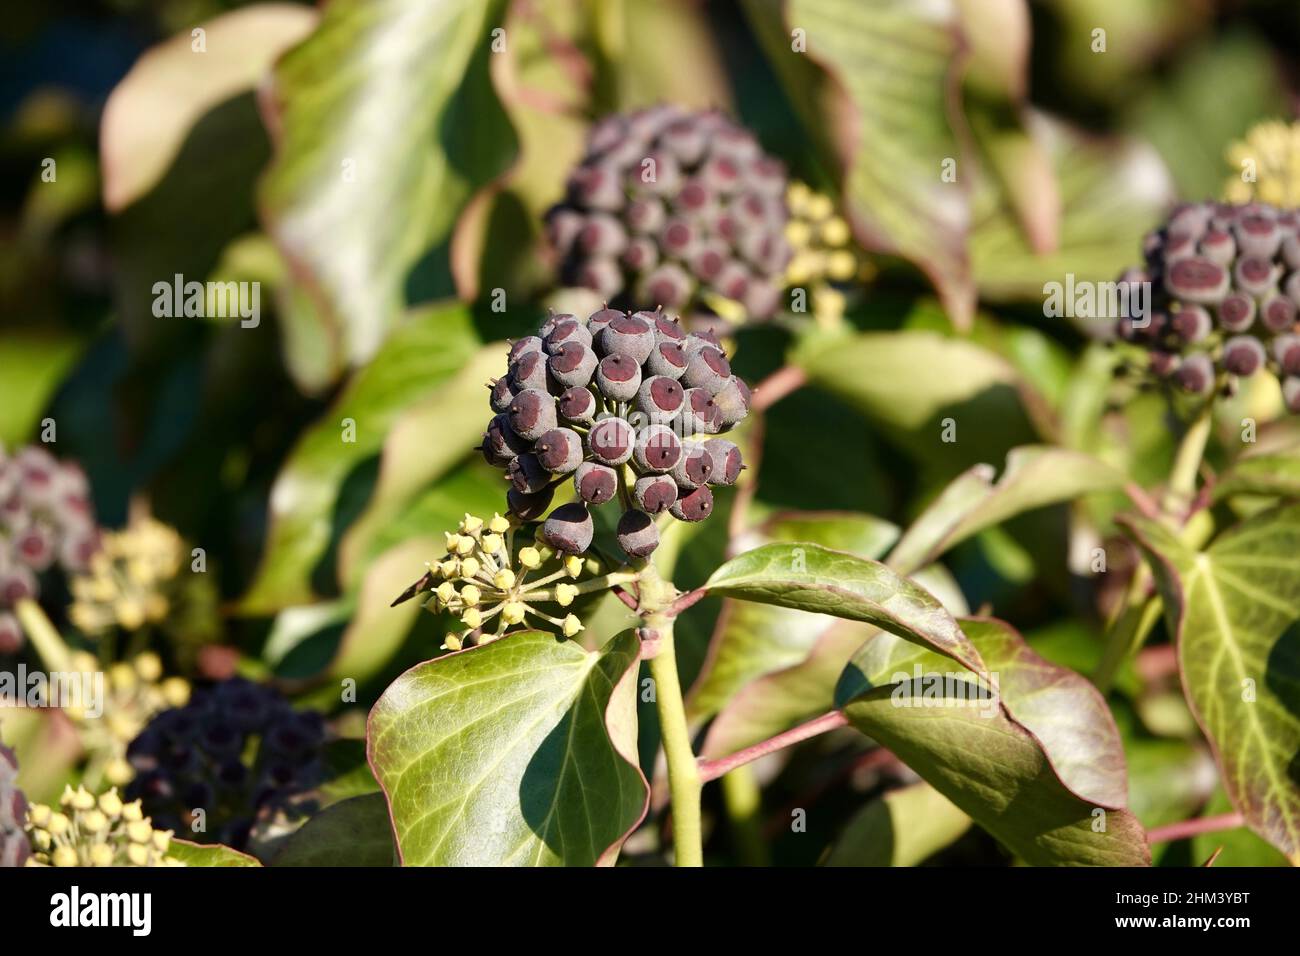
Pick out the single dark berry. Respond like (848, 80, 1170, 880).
(636, 376, 685, 422)
(507, 486, 555, 521)
(672, 444, 714, 489)
(542, 503, 595, 554)
(534, 428, 584, 474)
(483, 414, 528, 466)
(510, 349, 551, 392)
(508, 388, 558, 441)
(645, 341, 689, 379)
(682, 346, 732, 392)
(548, 341, 599, 388)
(508, 336, 544, 364)
(598, 314, 657, 364)
(595, 353, 643, 402)
(1175, 353, 1215, 394)
(1217, 293, 1256, 333)
(633, 475, 678, 514)
(573, 461, 618, 505)
(634, 424, 683, 473)
(558, 386, 598, 424)
(1170, 306, 1212, 344)
(1223, 336, 1266, 376)
(670, 485, 714, 522)
(681, 388, 722, 435)
(616, 510, 660, 558)
(1260, 295, 1297, 334)
(507, 454, 550, 494)
(1164, 257, 1229, 304)
(1273, 334, 1300, 375)
(702, 438, 743, 486)
(490, 377, 518, 413)
(587, 417, 635, 466)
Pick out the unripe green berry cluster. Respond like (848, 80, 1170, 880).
(0, 444, 100, 654)
(547, 106, 792, 320)
(482, 308, 749, 558)
(1114, 200, 1300, 409)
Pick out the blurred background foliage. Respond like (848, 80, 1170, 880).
(3, 0, 1300, 865)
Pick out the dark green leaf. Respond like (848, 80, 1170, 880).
(705, 541, 985, 673)
(272, 794, 395, 867)
(368, 630, 648, 866)
(837, 618, 1149, 866)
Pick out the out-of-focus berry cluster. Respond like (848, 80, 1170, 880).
(547, 106, 792, 321)
(26, 784, 181, 867)
(0, 737, 29, 866)
(1113, 200, 1300, 410)
(65, 650, 190, 787)
(396, 513, 595, 650)
(68, 513, 219, 668)
(482, 308, 748, 558)
(125, 678, 324, 851)
(0, 445, 99, 653)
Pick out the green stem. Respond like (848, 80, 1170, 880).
(1162, 404, 1213, 517)
(637, 560, 703, 867)
(720, 765, 769, 867)
(1096, 404, 1213, 690)
(15, 598, 70, 672)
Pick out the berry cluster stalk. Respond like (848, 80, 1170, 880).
(636, 559, 703, 867)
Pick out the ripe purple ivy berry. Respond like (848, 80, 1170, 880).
(479, 307, 750, 556)
(1112, 201, 1300, 404)
(547, 106, 792, 321)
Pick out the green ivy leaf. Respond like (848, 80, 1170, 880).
(1124, 509, 1300, 864)
(689, 511, 897, 720)
(337, 342, 509, 587)
(272, 794, 395, 866)
(259, 0, 515, 375)
(969, 113, 1173, 316)
(168, 839, 261, 867)
(0, 333, 87, 447)
(887, 445, 1126, 574)
(368, 630, 648, 866)
(793, 330, 1042, 471)
(1213, 452, 1300, 503)
(823, 781, 971, 867)
(750, 0, 974, 327)
(238, 302, 480, 614)
(836, 618, 1149, 866)
(704, 542, 985, 674)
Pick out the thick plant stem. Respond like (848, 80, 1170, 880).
(637, 559, 703, 867)
(1162, 405, 1213, 517)
(1097, 405, 1214, 690)
(646, 615, 703, 866)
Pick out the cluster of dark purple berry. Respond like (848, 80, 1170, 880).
(482, 308, 748, 558)
(125, 678, 325, 851)
(0, 445, 99, 653)
(547, 105, 792, 321)
(1114, 200, 1300, 409)
(0, 738, 30, 867)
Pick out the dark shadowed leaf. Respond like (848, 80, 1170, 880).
(272, 794, 395, 867)
(823, 781, 971, 866)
